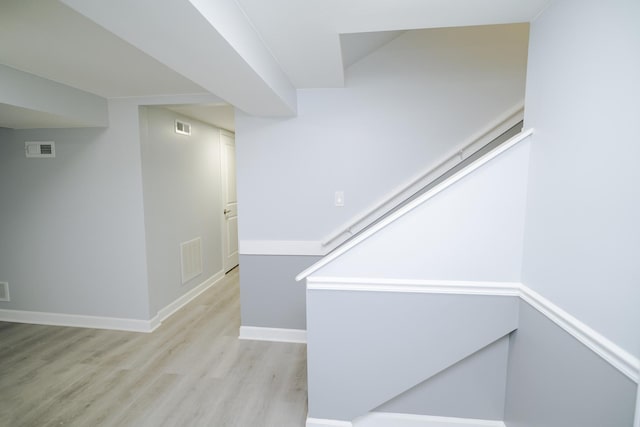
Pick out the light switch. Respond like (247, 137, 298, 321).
(335, 191, 344, 207)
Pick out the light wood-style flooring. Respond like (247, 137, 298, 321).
(0, 269, 308, 426)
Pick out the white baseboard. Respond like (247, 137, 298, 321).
(307, 413, 505, 427)
(150, 270, 225, 329)
(0, 270, 226, 333)
(0, 308, 155, 332)
(353, 412, 505, 427)
(239, 326, 307, 343)
(306, 417, 352, 427)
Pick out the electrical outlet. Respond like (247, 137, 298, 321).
(335, 191, 344, 207)
(0, 282, 9, 301)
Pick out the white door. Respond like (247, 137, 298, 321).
(221, 132, 239, 272)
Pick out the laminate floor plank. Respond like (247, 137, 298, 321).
(0, 269, 308, 426)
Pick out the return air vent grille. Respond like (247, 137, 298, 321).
(175, 120, 191, 136)
(25, 141, 55, 158)
(0, 282, 9, 302)
(180, 238, 202, 284)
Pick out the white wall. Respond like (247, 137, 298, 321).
(316, 139, 531, 281)
(521, 0, 640, 358)
(139, 106, 224, 314)
(0, 100, 150, 319)
(236, 23, 529, 243)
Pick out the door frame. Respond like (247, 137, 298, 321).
(219, 129, 239, 273)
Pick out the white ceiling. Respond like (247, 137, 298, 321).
(237, 0, 550, 87)
(0, 0, 550, 129)
(340, 30, 406, 69)
(0, 0, 206, 98)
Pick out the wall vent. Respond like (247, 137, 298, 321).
(180, 238, 202, 284)
(25, 141, 55, 158)
(0, 282, 9, 302)
(175, 120, 191, 136)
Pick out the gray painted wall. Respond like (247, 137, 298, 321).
(0, 127, 11, 141)
(139, 106, 224, 315)
(239, 254, 319, 329)
(377, 335, 510, 420)
(306, 291, 518, 421)
(521, 0, 640, 357)
(504, 301, 637, 426)
(0, 100, 150, 319)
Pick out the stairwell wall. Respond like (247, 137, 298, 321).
(520, 0, 640, 360)
(304, 133, 531, 422)
(235, 23, 530, 331)
(506, 0, 640, 424)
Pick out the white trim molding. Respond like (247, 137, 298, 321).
(150, 270, 226, 330)
(306, 417, 352, 427)
(297, 129, 535, 281)
(0, 270, 226, 334)
(240, 240, 326, 256)
(353, 412, 506, 427)
(239, 326, 307, 343)
(307, 413, 506, 427)
(307, 277, 521, 297)
(519, 285, 640, 383)
(306, 276, 640, 383)
(0, 308, 155, 333)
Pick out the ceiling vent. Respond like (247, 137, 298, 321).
(175, 120, 191, 136)
(25, 141, 55, 158)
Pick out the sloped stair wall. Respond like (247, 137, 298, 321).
(376, 335, 510, 420)
(306, 291, 518, 421)
(304, 135, 533, 423)
(303, 128, 638, 426)
(312, 136, 531, 281)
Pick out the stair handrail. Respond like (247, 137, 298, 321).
(299, 127, 534, 281)
(320, 102, 525, 248)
